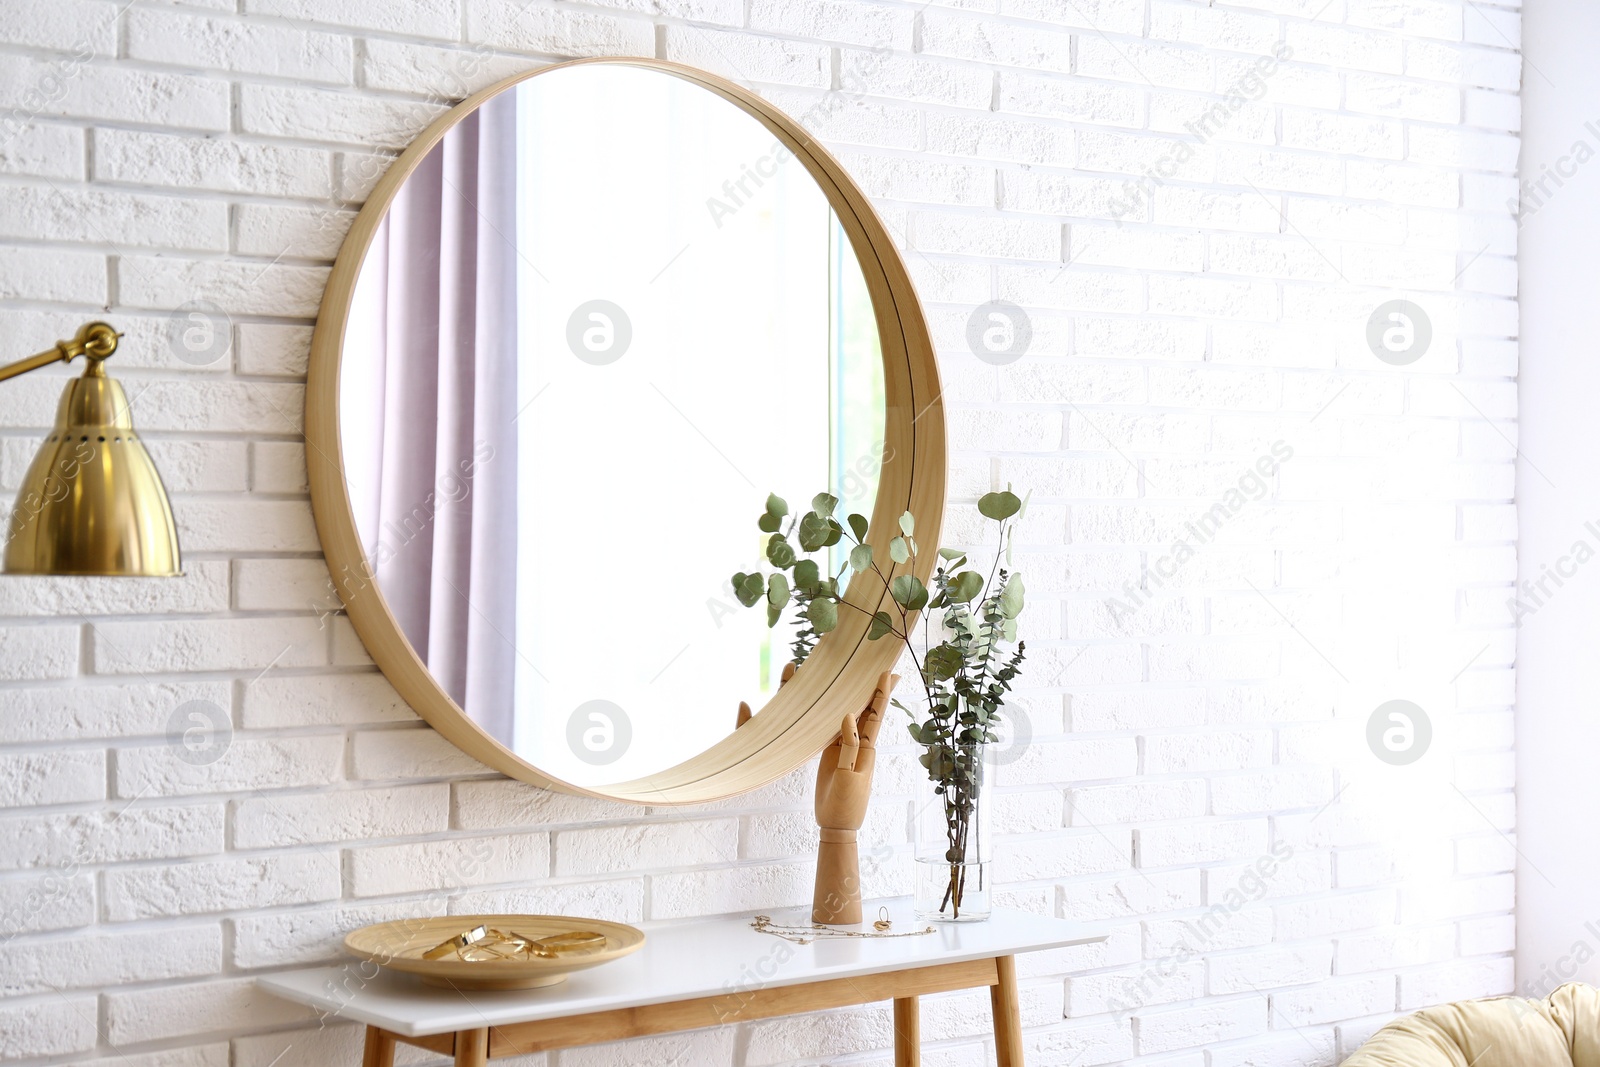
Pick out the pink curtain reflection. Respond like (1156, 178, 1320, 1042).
(343, 94, 519, 741)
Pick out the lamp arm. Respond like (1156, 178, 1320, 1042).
(0, 347, 72, 384)
(0, 322, 121, 384)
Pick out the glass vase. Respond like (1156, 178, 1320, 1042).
(913, 741, 994, 922)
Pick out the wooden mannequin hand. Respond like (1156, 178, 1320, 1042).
(810, 670, 897, 924)
(814, 671, 897, 833)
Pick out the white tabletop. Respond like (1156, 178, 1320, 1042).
(256, 900, 1105, 1037)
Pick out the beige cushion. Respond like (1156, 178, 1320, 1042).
(1343, 984, 1600, 1067)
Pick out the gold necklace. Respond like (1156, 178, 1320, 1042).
(750, 912, 934, 945)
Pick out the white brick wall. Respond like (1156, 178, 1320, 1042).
(0, 0, 1519, 1064)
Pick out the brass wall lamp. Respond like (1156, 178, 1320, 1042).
(0, 322, 182, 576)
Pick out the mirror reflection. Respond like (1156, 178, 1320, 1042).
(339, 64, 886, 787)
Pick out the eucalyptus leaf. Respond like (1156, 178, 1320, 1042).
(925, 643, 964, 681)
(758, 512, 781, 533)
(766, 493, 788, 518)
(793, 559, 820, 593)
(766, 572, 790, 611)
(898, 511, 915, 536)
(822, 518, 844, 548)
(950, 570, 984, 603)
(999, 574, 1025, 618)
(766, 536, 796, 568)
(868, 610, 896, 640)
(848, 514, 869, 542)
(806, 598, 838, 633)
(978, 490, 1022, 521)
(938, 547, 965, 561)
(889, 537, 910, 564)
(766, 600, 782, 627)
(797, 511, 830, 552)
(849, 544, 873, 573)
(812, 492, 839, 517)
(732, 572, 764, 607)
(890, 574, 928, 611)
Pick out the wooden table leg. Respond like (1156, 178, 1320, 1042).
(455, 1027, 489, 1067)
(990, 955, 1024, 1067)
(361, 1026, 395, 1067)
(893, 995, 920, 1067)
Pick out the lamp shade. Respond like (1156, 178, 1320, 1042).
(3, 364, 182, 576)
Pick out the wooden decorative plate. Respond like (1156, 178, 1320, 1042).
(344, 914, 646, 991)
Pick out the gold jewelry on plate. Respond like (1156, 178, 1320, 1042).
(423, 926, 612, 964)
(345, 914, 645, 991)
(424, 924, 488, 960)
(517, 930, 609, 958)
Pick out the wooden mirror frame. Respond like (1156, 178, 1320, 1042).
(305, 56, 946, 804)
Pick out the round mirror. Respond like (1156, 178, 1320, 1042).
(307, 58, 944, 802)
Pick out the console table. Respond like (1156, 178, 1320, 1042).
(257, 901, 1104, 1067)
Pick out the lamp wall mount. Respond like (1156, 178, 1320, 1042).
(0, 321, 122, 383)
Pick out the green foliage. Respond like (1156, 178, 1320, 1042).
(766, 572, 789, 612)
(728, 485, 1031, 809)
(977, 490, 1021, 520)
(890, 573, 928, 611)
(924, 643, 964, 681)
(766, 536, 795, 568)
(730, 482, 1029, 917)
(759, 493, 788, 533)
(999, 574, 1025, 619)
(948, 570, 984, 604)
(732, 572, 764, 607)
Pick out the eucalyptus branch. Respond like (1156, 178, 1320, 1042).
(728, 489, 1030, 860)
